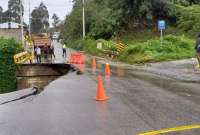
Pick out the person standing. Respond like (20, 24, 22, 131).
(36, 46, 41, 63)
(62, 43, 67, 57)
(34, 45, 37, 58)
(43, 43, 49, 61)
(195, 33, 200, 68)
(50, 44, 56, 60)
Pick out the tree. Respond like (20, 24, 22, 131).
(2, 10, 12, 23)
(31, 2, 49, 33)
(52, 13, 60, 28)
(186, 0, 200, 5)
(171, 0, 200, 5)
(0, 6, 2, 13)
(62, 0, 177, 40)
(7, 0, 24, 23)
(0, 6, 3, 23)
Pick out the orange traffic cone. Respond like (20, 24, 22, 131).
(94, 75, 109, 101)
(105, 63, 111, 76)
(92, 56, 97, 73)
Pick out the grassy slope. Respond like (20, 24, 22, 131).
(66, 4, 200, 64)
(67, 33, 195, 64)
(119, 35, 195, 63)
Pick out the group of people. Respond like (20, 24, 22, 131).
(34, 42, 68, 63)
(34, 44, 55, 63)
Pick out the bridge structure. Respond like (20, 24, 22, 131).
(15, 41, 77, 90)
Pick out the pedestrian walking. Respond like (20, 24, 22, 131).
(34, 45, 37, 58)
(50, 44, 56, 60)
(36, 46, 41, 63)
(62, 43, 67, 57)
(195, 33, 200, 67)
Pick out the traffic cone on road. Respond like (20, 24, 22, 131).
(105, 63, 111, 76)
(94, 75, 109, 101)
(92, 56, 97, 73)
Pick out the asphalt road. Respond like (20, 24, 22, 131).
(0, 42, 200, 135)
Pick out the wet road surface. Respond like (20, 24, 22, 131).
(1, 44, 200, 135)
(1, 65, 200, 135)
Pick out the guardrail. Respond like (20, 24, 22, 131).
(102, 50, 118, 58)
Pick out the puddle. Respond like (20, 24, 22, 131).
(86, 57, 200, 104)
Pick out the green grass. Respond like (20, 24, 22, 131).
(119, 35, 195, 63)
(66, 35, 195, 64)
(63, 4, 200, 64)
(120, 29, 160, 44)
(66, 38, 117, 55)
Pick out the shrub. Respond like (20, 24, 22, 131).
(67, 38, 117, 56)
(176, 5, 200, 36)
(66, 35, 195, 64)
(119, 35, 195, 63)
(0, 38, 22, 93)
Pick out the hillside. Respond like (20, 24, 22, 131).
(61, 0, 200, 63)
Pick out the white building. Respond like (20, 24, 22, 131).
(0, 22, 22, 42)
(0, 22, 20, 29)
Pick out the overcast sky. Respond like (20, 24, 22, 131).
(0, 0, 73, 25)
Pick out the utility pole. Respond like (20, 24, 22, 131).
(20, 0, 24, 46)
(160, 29, 163, 46)
(28, 0, 31, 37)
(82, 0, 86, 39)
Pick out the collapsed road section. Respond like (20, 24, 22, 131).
(16, 63, 75, 90)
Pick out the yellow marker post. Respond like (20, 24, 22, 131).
(138, 125, 200, 135)
(117, 42, 126, 53)
(196, 64, 200, 68)
(195, 58, 200, 68)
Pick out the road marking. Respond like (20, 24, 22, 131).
(138, 125, 200, 135)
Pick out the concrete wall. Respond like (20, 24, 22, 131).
(0, 29, 21, 42)
(16, 64, 72, 90)
(16, 64, 72, 77)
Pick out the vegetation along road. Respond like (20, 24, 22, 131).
(1, 0, 200, 135)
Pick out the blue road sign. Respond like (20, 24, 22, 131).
(158, 20, 166, 30)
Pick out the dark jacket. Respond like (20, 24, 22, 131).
(43, 46, 49, 54)
(196, 38, 200, 50)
